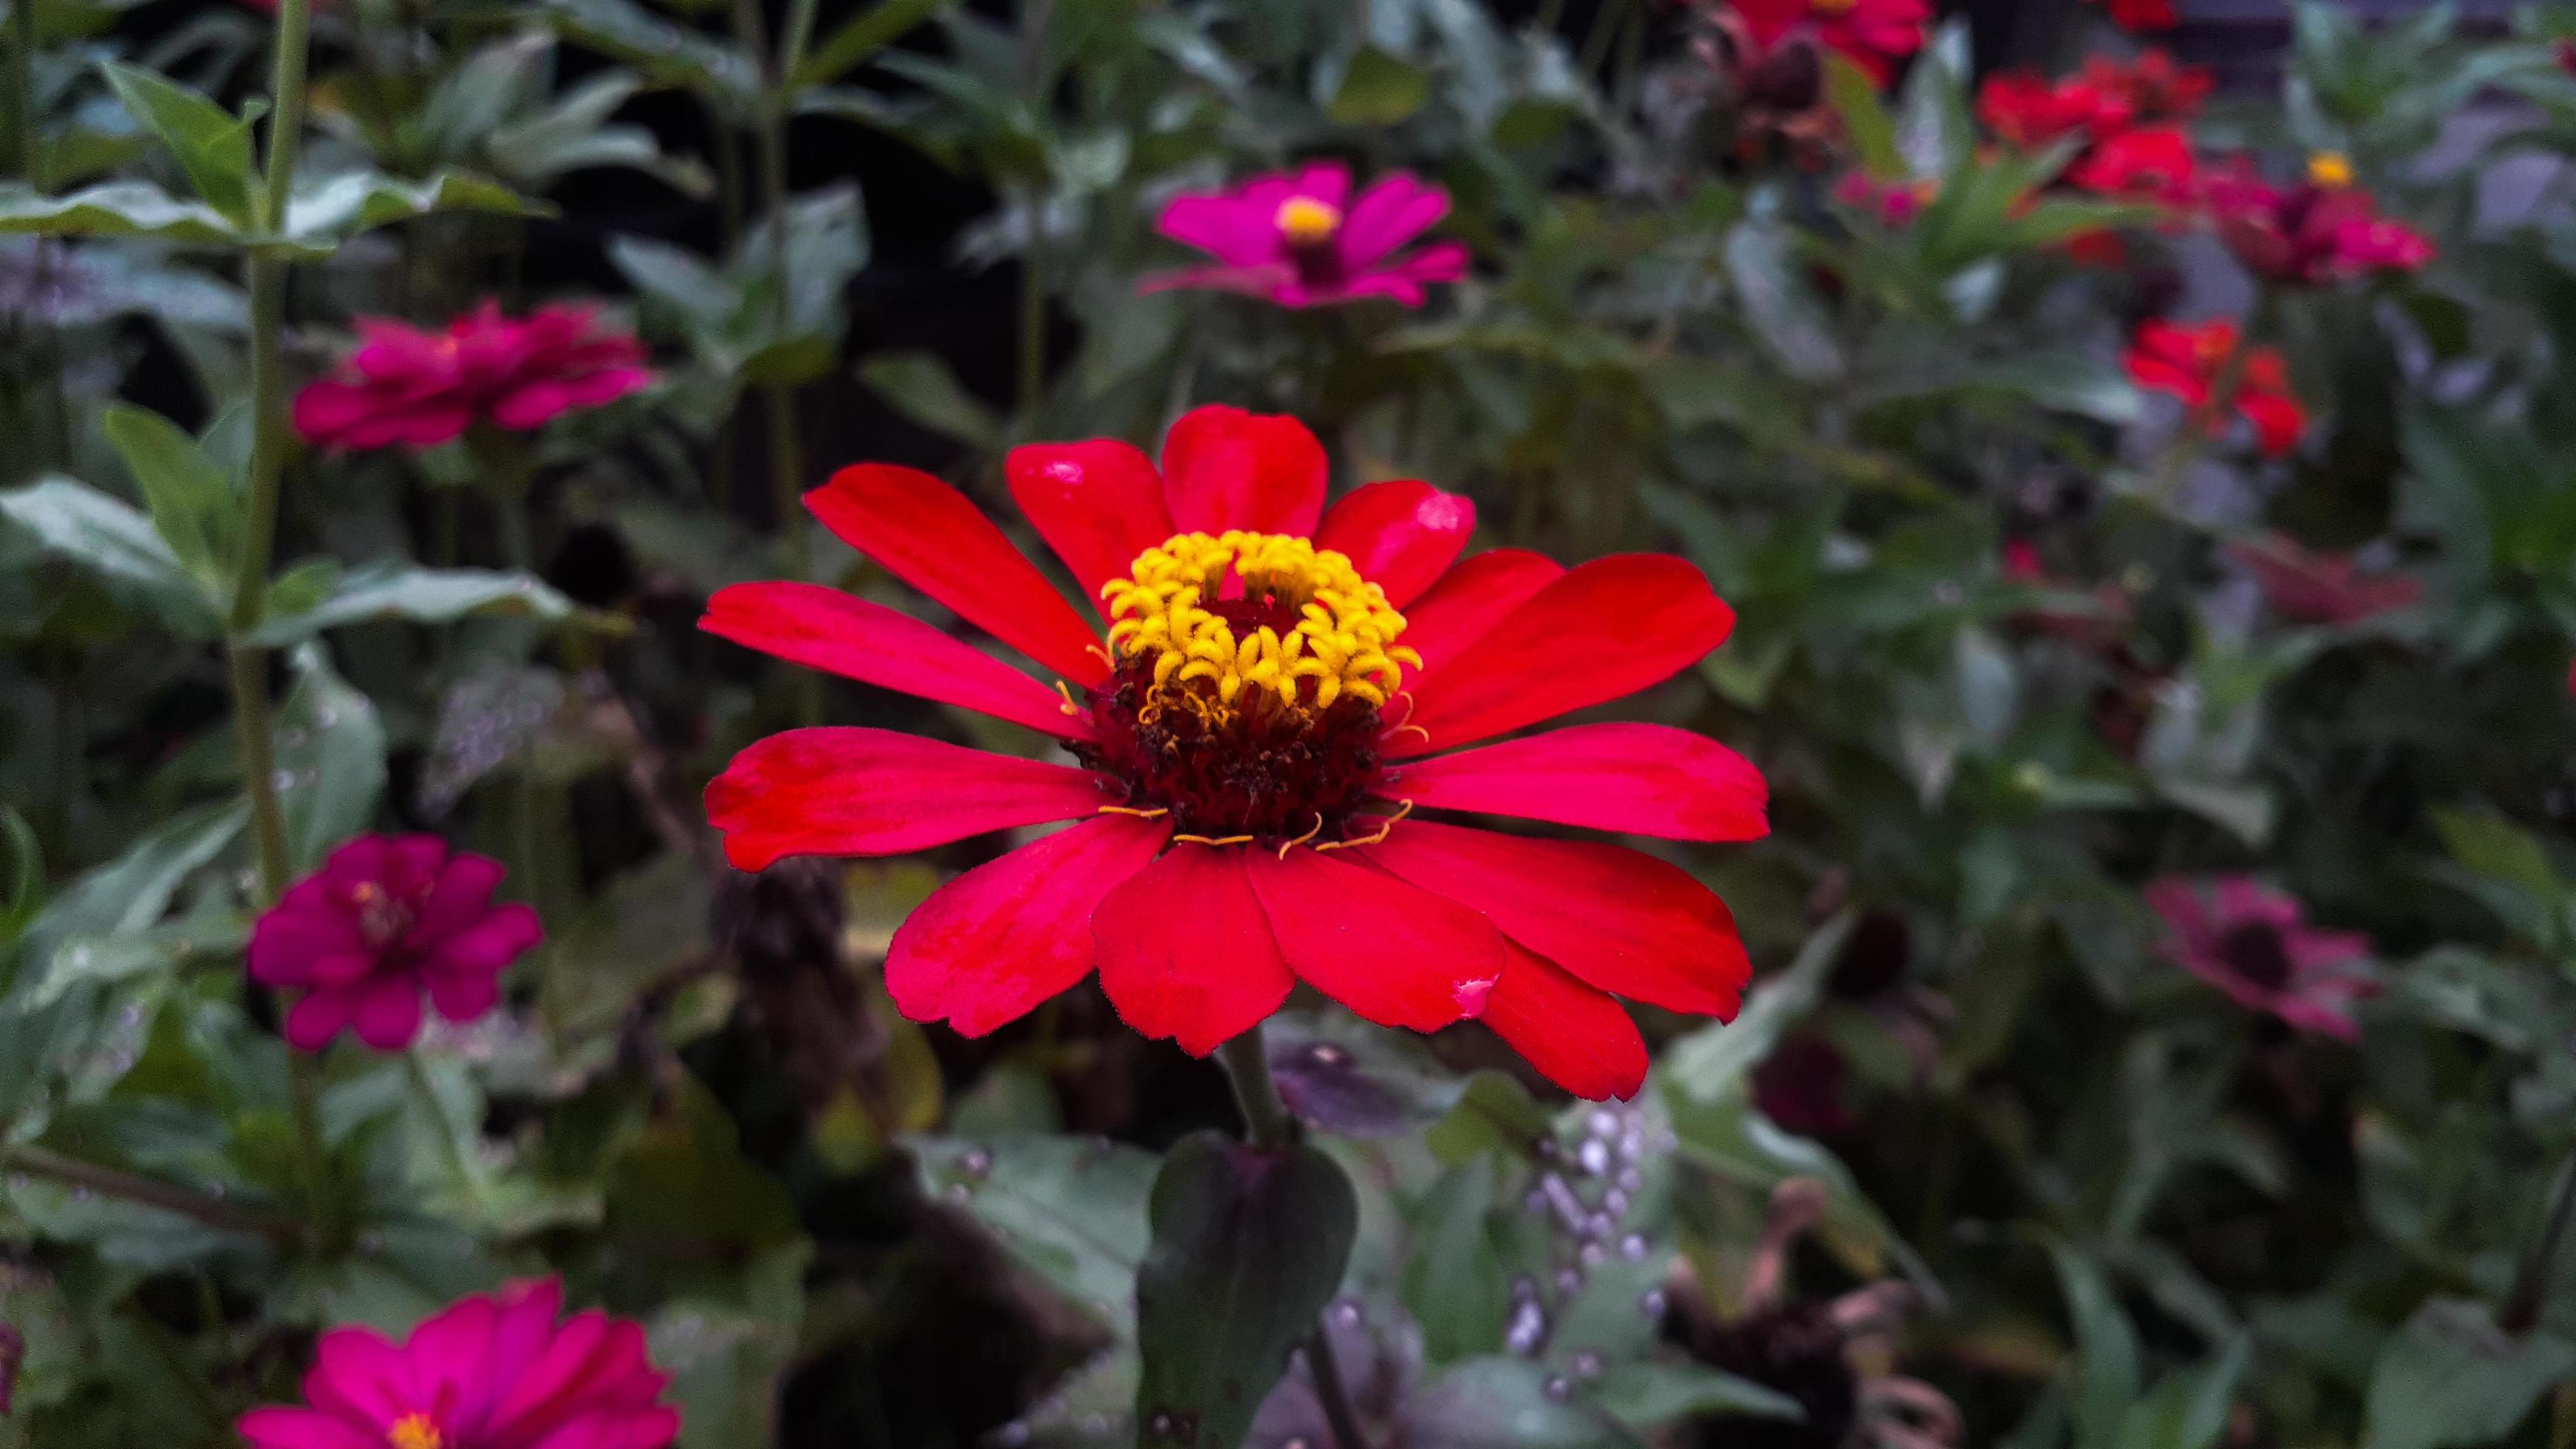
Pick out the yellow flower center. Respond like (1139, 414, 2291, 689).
(1274, 196, 1343, 248)
(1102, 532, 1418, 719)
(387, 1415, 445, 1449)
(2306, 151, 2353, 189)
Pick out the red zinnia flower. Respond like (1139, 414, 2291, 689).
(2205, 154, 2436, 285)
(248, 835, 543, 1053)
(293, 301, 654, 452)
(2145, 877, 2377, 1040)
(2089, 0, 2176, 31)
(239, 1278, 679, 1449)
(2225, 533, 2421, 625)
(2068, 126, 2199, 206)
(2123, 318, 2308, 457)
(1976, 70, 2133, 149)
(2076, 49, 2212, 125)
(1145, 163, 1470, 310)
(699, 406, 1767, 1101)
(1721, 0, 1930, 86)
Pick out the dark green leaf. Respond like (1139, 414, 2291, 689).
(100, 404, 238, 590)
(1136, 1132, 1358, 1449)
(246, 560, 603, 645)
(0, 475, 223, 634)
(794, 0, 954, 88)
(274, 642, 387, 872)
(857, 351, 1002, 449)
(0, 181, 241, 247)
(1426, 1070, 1550, 1164)
(1825, 53, 1901, 177)
(1330, 45, 1431, 127)
(1403, 1156, 1508, 1363)
(1397, 1357, 1628, 1449)
(2363, 1300, 2576, 1449)
(912, 1133, 1157, 1328)
(99, 61, 257, 220)
(1590, 1360, 1803, 1428)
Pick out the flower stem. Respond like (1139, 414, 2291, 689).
(1212, 1028, 1370, 1449)
(1, 1144, 309, 1246)
(2501, 1151, 2576, 1336)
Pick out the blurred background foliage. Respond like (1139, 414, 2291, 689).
(4, 0, 2576, 1442)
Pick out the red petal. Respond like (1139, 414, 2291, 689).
(1390, 554, 1734, 759)
(1358, 820, 1749, 1018)
(1159, 405, 1327, 537)
(703, 727, 1106, 871)
(804, 463, 1108, 685)
(1394, 549, 1564, 676)
(1313, 480, 1475, 608)
(1005, 439, 1176, 617)
(1094, 844, 1295, 1055)
(1479, 943, 1648, 1101)
(1246, 846, 1503, 1032)
(702, 582, 1091, 741)
(886, 814, 1172, 1037)
(1389, 723, 1768, 842)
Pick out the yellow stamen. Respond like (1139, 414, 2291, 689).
(1173, 832, 1258, 846)
(1314, 799, 1414, 852)
(1097, 804, 1171, 818)
(1275, 196, 1343, 248)
(387, 1415, 445, 1449)
(2306, 151, 2353, 189)
(1102, 532, 1420, 724)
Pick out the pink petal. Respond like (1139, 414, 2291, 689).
(1246, 846, 1503, 1032)
(248, 907, 365, 987)
(1312, 480, 1475, 608)
(1159, 405, 1328, 537)
(1478, 943, 1648, 1101)
(420, 903, 542, 978)
(886, 813, 1173, 1037)
(1394, 549, 1564, 676)
(1335, 173, 1451, 268)
(305, 1326, 413, 1422)
(1094, 844, 1297, 1056)
(1156, 194, 1289, 267)
(804, 464, 1109, 687)
(352, 977, 427, 1051)
(1005, 440, 1178, 617)
(702, 583, 1093, 741)
(285, 988, 365, 1052)
(1389, 554, 1735, 759)
(702, 727, 1108, 872)
(1358, 820, 1749, 1019)
(1388, 723, 1769, 842)
(237, 1408, 384, 1449)
(413, 852, 507, 943)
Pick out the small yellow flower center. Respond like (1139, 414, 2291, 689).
(1274, 196, 1343, 248)
(387, 1414, 445, 1449)
(1102, 532, 1419, 719)
(2306, 151, 2353, 189)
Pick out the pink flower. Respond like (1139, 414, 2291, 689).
(294, 302, 654, 452)
(238, 1279, 679, 1449)
(2092, 0, 2176, 30)
(2225, 533, 2421, 625)
(248, 835, 542, 1053)
(2146, 876, 2377, 1040)
(1833, 172, 1937, 226)
(2205, 155, 2436, 285)
(1145, 163, 1470, 308)
(1723, 0, 1930, 86)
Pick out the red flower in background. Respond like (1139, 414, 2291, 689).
(1977, 70, 2133, 149)
(699, 406, 1768, 1101)
(2124, 318, 2308, 456)
(2091, 0, 2177, 31)
(2077, 49, 2212, 124)
(239, 1279, 679, 1449)
(2146, 877, 2378, 1040)
(2226, 534, 2421, 625)
(1834, 172, 1937, 226)
(1721, 0, 1930, 86)
(2068, 126, 2199, 206)
(293, 302, 653, 452)
(248, 835, 542, 1052)
(1146, 163, 1470, 309)
(2206, 154, 2436, 285)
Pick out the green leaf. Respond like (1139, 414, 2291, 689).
(1825, 53, 1901, 178)
(100, 404, 239, 591)
(0, 807, 40, 957)
(651, 1243, 813, 1449)
(1403, 1156, 1508, 1363)
(1893, 16, 1975, 180)
(604, 1073, 803, 1249)
(1136, 1132, 1358, 1449)
(0, 181, 243, 247)
(99, 62, 257, 220)
(793, 0, 953, 88)
(1725, 217, 1843, 383)
(1663, 912, 1855, 1103)
(609, 234, 740, 333)
(1398, 1357, 1629, 1448)
(1590, 1361, 1804, 1428)
(2113, 1333, 2248, 1449)
(0, 475, 223, 635)
(2050, 1245, 2142, 1449)
(245, 559, 601, 645)
(856, 350, 1000, 450)
(280, 169, 542, 249)
(11, 799, 245, 1000)
(1330, 45, 1431, 126)
(274, 642, 387, 872)
(911, 1133, 1157, 1330)
(1426, 1069, 1550, 1163)
(2362, 1300, 2576, 1449)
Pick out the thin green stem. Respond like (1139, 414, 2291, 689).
(1304, 1320, 1372, 1449)
(2501, 1151, 2576, 1335)
(1, 1144, 308, 1245)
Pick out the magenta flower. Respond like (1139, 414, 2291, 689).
(238, 1278, 679, 1449)
(2145, 876, 2377, 1040)
(2226, 533, 2421, 625)
(1145, 162, 1471, 308)
(294, 301, 654, 452)
(248, 835, 542, 1053)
